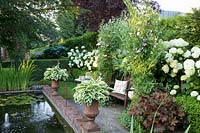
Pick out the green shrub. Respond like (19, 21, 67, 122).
(158, 17, 180, 41)
(31, 46, 69, 59)
(31, 59, 69, 81)
(118, 111, 131, 129)
(176, 95, 200, 132)
(70, 68, 86, 79)
(97, 16, 131, 83)
(59, 32, 98, 50)
(159, 9, 200, 47)
(2, 61, 12, 68)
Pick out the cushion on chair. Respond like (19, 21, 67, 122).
(128, 88, 134, 99)
(113, 79, 128, 95)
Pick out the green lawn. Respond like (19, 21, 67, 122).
(36, 79, 77, 99)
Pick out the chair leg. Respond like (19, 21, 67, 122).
(124, 90, 129, 108)
(124, 99, 128, 108)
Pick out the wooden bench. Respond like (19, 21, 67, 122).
(109, 80, 133, 108)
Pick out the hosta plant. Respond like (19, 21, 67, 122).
(73, 77, 110, 106)
(44, 64, 68, 81)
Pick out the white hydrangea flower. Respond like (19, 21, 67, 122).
(162, 64, 169, 73)
(96, 42, 102, 46)
(173, 68, 178, 73)
(166, 38, 189, 48)
(191, 91, 199, 97)
(170, 72, 176, 77)
(197, 95, 200, 101)
(81, 46, 85, 49)
(169, 47, 177, 54)
(163, 41, 171, 49)
(191, 46, 200, 52)
(196, 60, 200, 69)
(185, 69, 195, 77)
(174, 38, 189, 47)
(80, 62, 83, 67)
(170, 60, 178, 68)
(165, 53, 173, 59)
(183, 59, 195, 70)
(177, 63, 183, 70)
(183, 50, 191, 58)
(170, 90, 177, 95)
(173, 85, 179, 89)
(191, 52, 200, 59)
(177, 48, 184, 54)
(180, 75, 187, 81)
(191, 49, 200, 58)
(67, 52, 72, 56)
(75, 46, 78, 49)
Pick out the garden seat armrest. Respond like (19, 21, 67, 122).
(125, 88, 133, 92)
(108, 87, 114, 91)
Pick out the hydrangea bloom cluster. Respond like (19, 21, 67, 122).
(162, 38, 200, 95)
(67, 46, 98, 70)
(190, 91, 200, 101)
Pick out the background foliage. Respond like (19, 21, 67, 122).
(58, 32, 97, 50)
(159, 8, 200, 47)
(176, 95, 200, 132)
(97, 16, 131, 83)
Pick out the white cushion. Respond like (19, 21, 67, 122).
(128, 88, 134, 99)
(113, 80, 128, 95)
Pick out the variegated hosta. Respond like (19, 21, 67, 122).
(73, 77, 110, 106)
(44, 64, 68, 81)
(162, 38, 200, 99)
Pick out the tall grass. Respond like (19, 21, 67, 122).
(0, 60, 35, 91)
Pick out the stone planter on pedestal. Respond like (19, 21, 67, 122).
(51, 80, 59, 90)
(82, 101, 100, 132)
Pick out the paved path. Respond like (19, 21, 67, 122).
(68, 100, 129, 133)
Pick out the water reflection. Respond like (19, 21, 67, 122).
(0, 95, 66, 133)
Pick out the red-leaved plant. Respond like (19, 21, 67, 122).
(129, 92, 187, 131)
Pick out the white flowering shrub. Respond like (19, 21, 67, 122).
(67, 46, 98, 70)
(162, 38, 200, 99)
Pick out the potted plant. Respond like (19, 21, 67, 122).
(73, 77, 110, 130)
(44, 63, 68, 90)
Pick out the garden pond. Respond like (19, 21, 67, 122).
(0, 94, 73, 133)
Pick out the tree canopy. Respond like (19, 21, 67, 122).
(0, 0, 72, 60)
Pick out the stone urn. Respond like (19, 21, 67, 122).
(83, 101, 100, 131)
(51, 80, 59, 90)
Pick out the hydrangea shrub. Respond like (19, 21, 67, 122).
(67, 46, 98, 70)
(161, 38, 200, 100)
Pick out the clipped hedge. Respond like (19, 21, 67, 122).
(59, 32, 98, 50)
(31, 59, 70, 81)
